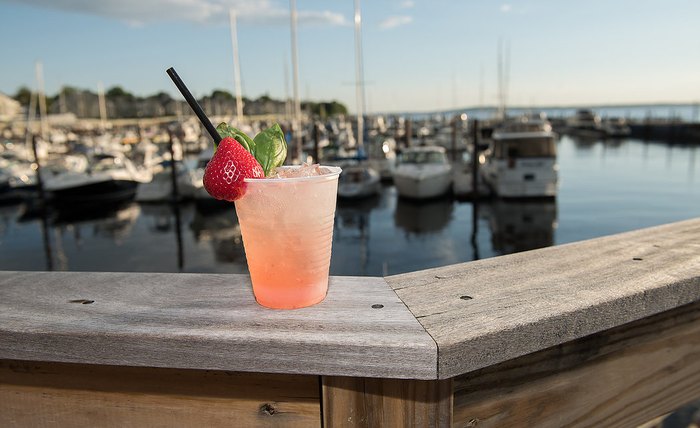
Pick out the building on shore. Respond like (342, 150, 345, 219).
(0, 92, 21, 122)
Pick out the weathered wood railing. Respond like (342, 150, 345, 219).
(1, 218, 699, 427)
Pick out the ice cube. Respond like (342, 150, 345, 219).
(272, 163, 331, 178)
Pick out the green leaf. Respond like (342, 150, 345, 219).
(253, 123, 288, 176)
(215, 122, 256, 155)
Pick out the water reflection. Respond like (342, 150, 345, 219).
(479, 199, 557, 254)
(569, 134, 601, 149)
(189, 204, 245, 263)
(141, 203, 177, 233)
(140, 203, 185, 270)
(52, 202, 140, 242)
(334, 195, 381, 275)
(0, 205, 17, 239)
(394, 196, 453, 235)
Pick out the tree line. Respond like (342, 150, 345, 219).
(11, 86, 348, 119)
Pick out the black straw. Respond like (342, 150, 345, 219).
(166, 67, 221, 144)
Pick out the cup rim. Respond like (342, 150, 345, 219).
(244, 165, 342, 183)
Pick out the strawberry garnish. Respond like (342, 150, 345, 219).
(203, 137, 264, 201)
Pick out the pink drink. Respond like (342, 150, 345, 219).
(234, 166, 341, 309)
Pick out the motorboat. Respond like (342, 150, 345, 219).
(44, 152, 151, 205)
(566, 109, 605, 138)
(393, 146, 452, 199)
(481, 115, 558, 198)
(337, 164, 381, 199)
(602, 117, 631, 138)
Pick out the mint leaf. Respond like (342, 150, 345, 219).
(253, 124, 287, 176)
(216, 122, 256, 155)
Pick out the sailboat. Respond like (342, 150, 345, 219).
(336, 0, 381, 199)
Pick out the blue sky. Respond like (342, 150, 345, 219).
(1, 0, 699, 113)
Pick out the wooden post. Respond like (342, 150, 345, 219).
(405, 119, 412, 148)
(168, 131, 180, 202)
(31, 134, 53, 271)
(471, 119, 480, 198)
(321, 376, 453, 427)
(31, 134, 45, 202)
(313, 121, 320, 164)
(451, 116, 457, 162)
(168, 131, 184, 270)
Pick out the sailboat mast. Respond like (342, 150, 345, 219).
(289, 0, 302, 162)
(35, 61, 49, 141)
(97, 81, 108, 131)
(283, 56, 291, 122)
(353, 0, 365, 149)
(229, 8, 244, 126)
(25, 90, 37, 149)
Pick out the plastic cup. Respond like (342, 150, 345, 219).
(234, 166, 342, 309)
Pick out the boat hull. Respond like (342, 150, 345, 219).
(49, 180, 139, 205)
(393, 171, 452, 199)
(482, 158, 557, 199)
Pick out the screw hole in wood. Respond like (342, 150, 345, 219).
(371, 304, 384, 309)
(260, 403, 277, 416)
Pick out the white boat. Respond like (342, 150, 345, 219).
(602, 117, 631, 138)
(44, 152, 152, 205)
(393, 146, 452, 199)
(566, 109, 605, 138)
(135, 160, 197, 202)
(481, 115, 558, 198)
(337, 164, 381, 199)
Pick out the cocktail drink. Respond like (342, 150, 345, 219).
(234, 165, 341, 309)
(164, 80, 337, 309)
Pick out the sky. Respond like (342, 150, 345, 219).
(1, 0, 699, 114)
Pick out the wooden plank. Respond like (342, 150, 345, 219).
(385, 218, 700, 378)
(451, 299, 700, 428)
(321, 376, 452, 427)
(0, 360, 319, 427)
(0, 273, 436, 379)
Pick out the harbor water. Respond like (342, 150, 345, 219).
(0, 135, 699, 276)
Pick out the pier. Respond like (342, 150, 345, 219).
(1, 218, 699, 427)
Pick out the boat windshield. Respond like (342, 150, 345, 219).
(494, 138, 556, 159)
(400, 151, 446, 164)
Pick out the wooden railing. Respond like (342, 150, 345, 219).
(1, 218, 699, 427)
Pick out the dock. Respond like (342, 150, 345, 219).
(1, 218, 699, 426)
(629, 120, 700, 143)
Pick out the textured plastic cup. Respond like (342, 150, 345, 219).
(234, 166, 342, 309)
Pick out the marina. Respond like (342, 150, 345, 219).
(2, 0, 699, 425)
(1, 119, 698, 276)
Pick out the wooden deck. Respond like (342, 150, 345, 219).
(1, 218, 699, 427)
